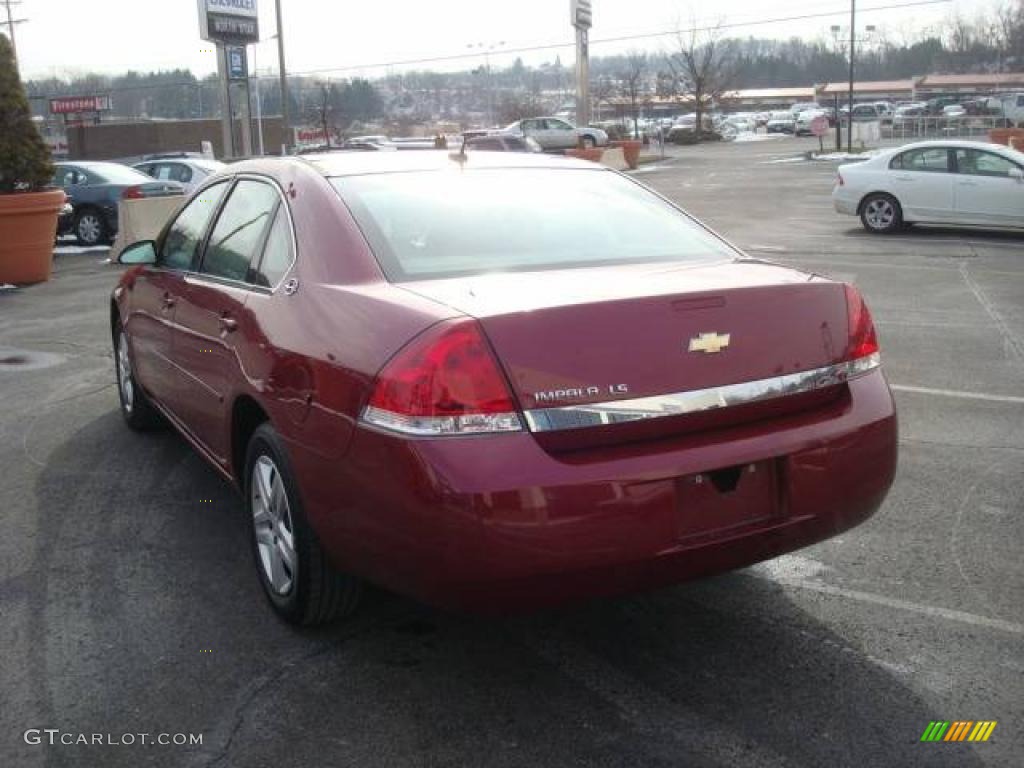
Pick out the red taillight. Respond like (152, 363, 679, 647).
(844, 284, 879, 361)
(363, 320, 522, 435)
(122, 186, 145, 200)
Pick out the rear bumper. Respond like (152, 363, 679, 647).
(299, 370, 897, 611)
(833, 192, 858, 216)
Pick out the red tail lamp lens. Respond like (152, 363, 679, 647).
(364, 320, 521, 435)
(844, 284, 879, 360)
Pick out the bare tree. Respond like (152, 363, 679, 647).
(310, 81, 335, 148)
(617, 51, 648, 139)
(590, 75, 616, 122)
(665, 17, 739, 141)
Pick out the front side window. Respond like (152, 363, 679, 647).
(160, 182, 228, 271)
(891, 148, 949, 172)
(332, 168, 737, 282)
(201, 180, 279, 283)
(954, 149, 1019, 178)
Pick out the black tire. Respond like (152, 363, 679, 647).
(113, 323, 163, 430)
(859, 193, 903, 234)
(245, 422, 360, 626)
(75, 208, 108, 246)
(580, 135, 596, 149)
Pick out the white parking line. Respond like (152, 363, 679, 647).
(890, 384, 1024, 404)
(766, 578, 1024, 635)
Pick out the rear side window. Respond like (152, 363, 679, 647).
(332, 168, 736, 281)
(252, 206, 294, 288)
(890, 148, 949, 172)
(160, 182, 228, 271)
(201, 180, 279, 283)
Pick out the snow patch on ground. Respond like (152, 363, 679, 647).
(811, 150, 880, 161)
(731, 131, 783, 143)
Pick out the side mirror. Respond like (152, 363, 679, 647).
(1009, 167, 1024, 182)
(118, 240, 157, 265)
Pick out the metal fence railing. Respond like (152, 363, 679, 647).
(882, 116, 1012, 141)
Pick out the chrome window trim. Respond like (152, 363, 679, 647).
(522, 353, 881, 433)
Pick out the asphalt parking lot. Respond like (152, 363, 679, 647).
(1, 138, 1022, 767)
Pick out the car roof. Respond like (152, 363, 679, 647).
(55, 160, 127, 169)
(884, 139, 1015, 152)
(289, 149, 602, 177)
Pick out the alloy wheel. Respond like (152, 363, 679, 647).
(864, 199, 895, 230)
(251, 455, 298, 596)
(78, 213, 102, 245)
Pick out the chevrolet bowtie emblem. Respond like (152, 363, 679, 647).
(688, 332, 731, 354)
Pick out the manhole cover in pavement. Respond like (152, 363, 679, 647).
(0, 347, 67, 372)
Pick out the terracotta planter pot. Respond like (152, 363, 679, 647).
(564, 147, 604, 163)
(0, 188, 65, 285)
(988, 128, 1024, 146)
(611, 140, 643, 169)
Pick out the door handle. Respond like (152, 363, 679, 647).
(894, 175, 913, 181)
(219, 314, 238, 333)
(161, 293, 176, 309)
(957, 180, 977, 186)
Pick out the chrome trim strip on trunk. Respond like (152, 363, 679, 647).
(522, 353, 881, 433)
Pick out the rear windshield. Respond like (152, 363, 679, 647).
(330, 168, 736, 281)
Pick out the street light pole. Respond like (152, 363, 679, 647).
(275, 0, 290, 153)
(847, 0, 855, 153)
(3, 0, 27, 71)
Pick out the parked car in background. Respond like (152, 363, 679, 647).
(994, 92, 1024, 125)
(465, 134, 543, 152)
(111, 150, 896, 625)
(795, 109, 828, 135)
(925, 96, 961, 115)
(133, 156, 225, 194)
(790, 102, 822, 116)
(893, 103, 927, 127)
(833, 140, 1024, 233)
(840, 104, 881, 123)
(53, 161, 185, 246)
(502, 117, 609, 150)
(942, 104, 967, 119)
(766, 111, 796, 133)
(722, 113, 756, 133)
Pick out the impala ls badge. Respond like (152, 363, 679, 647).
(688, 332, 731, 354)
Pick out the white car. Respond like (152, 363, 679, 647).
(795, 109, 828, 136)
(132, 157, 225, 194)
(501, 117, 608, 150)
(833, 140, 1024, 233)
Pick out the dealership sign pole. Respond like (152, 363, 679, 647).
(198, 0, 259, 158)
(572, 0, 592, 128)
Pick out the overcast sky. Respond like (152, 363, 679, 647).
(14, 0, 990, 81)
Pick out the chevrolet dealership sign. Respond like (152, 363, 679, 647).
(198, 0, 259, 44)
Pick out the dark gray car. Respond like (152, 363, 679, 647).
(53, 162, 184, 246)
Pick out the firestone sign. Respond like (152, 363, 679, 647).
(50, 95, 112, 114)
(197, 0, 259, 44)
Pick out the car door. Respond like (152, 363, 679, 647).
(169, 178, 281, 464)
(518, 119, 544, 147)
(125, 181, 230, 410)
(951, 148, 1024, 226)
(544, 118, 578, 149)
(165, 163, 195, 193)
(887, 147, 954, 221)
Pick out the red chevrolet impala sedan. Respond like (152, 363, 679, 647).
(111, 151, 897, 625)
